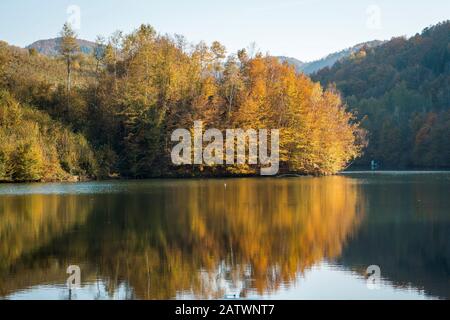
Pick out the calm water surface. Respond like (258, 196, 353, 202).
(0, 172, 449, 300)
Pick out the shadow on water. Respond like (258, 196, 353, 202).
(338, 172, 450, 299)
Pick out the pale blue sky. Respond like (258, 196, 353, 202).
(0, 0, 449, 61)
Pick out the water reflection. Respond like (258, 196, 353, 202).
(0, 174, 449, 300)
(338, 172, 450, 299)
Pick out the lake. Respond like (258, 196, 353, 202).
(0, 172, 449, 300)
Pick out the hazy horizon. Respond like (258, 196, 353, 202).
(1, 0, 449, 61)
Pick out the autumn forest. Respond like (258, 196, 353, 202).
(0, 21, 449, 182)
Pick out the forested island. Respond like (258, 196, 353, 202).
(0, 21, 448, 182)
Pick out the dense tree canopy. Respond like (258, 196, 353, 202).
(0, 90, 97, 182)
(314, 21, 450, 169)
(0, 24, 364, 181)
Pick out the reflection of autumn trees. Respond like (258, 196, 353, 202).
(0, 194, 92, 270)
(0, 194, 94, 297)
(0, 177, 364, 299)
(176, 177, 364, 296)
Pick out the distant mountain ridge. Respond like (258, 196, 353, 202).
(27, 37, 384, 75)
(27, 38, 97, 56)
(278, 40, 385, 74)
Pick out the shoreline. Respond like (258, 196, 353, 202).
(1, 170, 450, 185)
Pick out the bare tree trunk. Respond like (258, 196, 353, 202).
(67, 58, 71, 117)
(94, 58, 103, 100)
